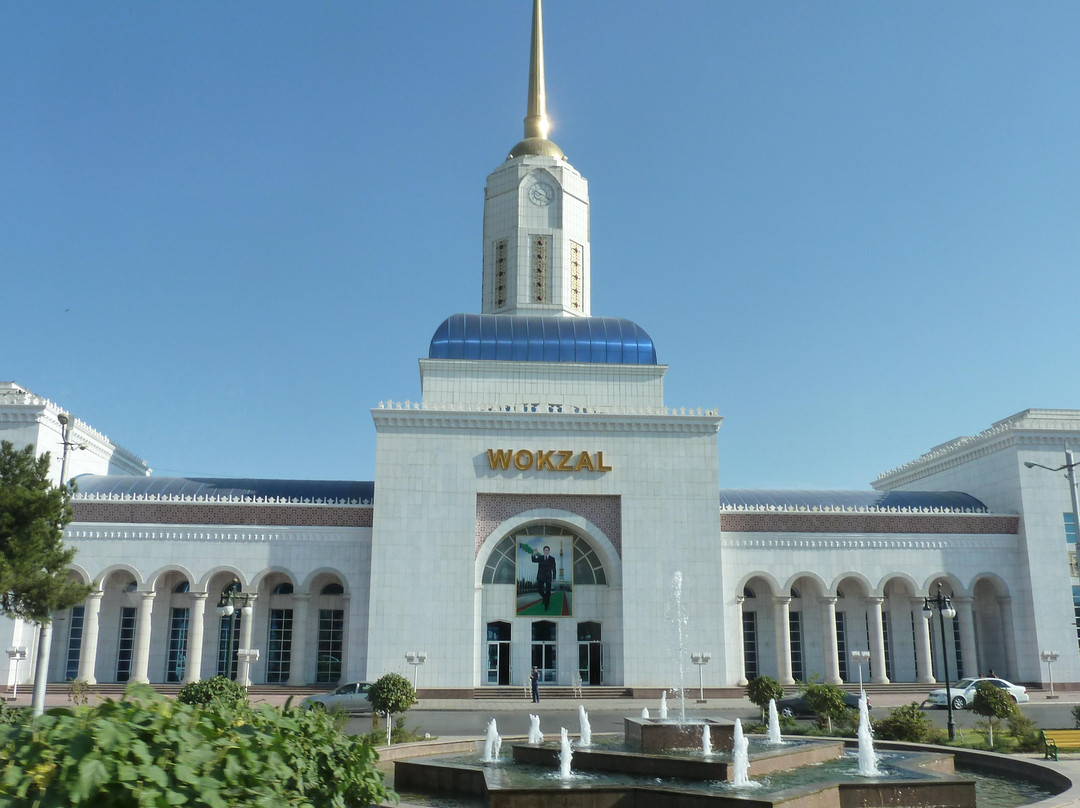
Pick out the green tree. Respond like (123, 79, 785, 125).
(0, 441, 90, 621)
(971, 680, 1015, 748)
(367, 672, 417, 745)
(801, 682, 851, 733)
(745, 675, 785, 722)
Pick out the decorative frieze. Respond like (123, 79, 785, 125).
(72, 502, 373, 527)
(476, 493, 621, 555)
(64, 527, 366, 543)
(720, 512, 1018, 535)
(377, 400, 720, 417)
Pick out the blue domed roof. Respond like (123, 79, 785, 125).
(429, 313, 657, 364)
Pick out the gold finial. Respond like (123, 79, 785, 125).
(509, 0, 564, 160)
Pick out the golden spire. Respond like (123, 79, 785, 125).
(509, 0, 564, 160)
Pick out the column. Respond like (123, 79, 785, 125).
(913, 600, 935, 684)
(130, 591, 156, 684)
(867, 597, 890, 684)
(735, 596, 748, 686)
(953, 597, 979, 679)
(236, 597, 258, 687)
(821, 597, 841, 684)
(287, 595, 310, 686)
(774, 596, 794, 685)
(999, 597, 1018, 681)
(183, 593, 208, 684)
(76, 591, 104, 684)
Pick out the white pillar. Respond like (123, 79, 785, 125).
(183, 593, 208, 684)
(130, 591, 156, 684)
(914, 601, 935, 684)
(774, 596, 794, 685)
(76, 591, 104, 684)
(287, 595, 310, 686)
(999, 597, 1018, 681)
(821, 597, 841, 684)
(867, 597, 889, 684)
(735, 596, 748, 686)
(954, 596, 979, 679)
(236, 598, 258, 687)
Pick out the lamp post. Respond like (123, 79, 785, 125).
(405, 651, 428, 692)
(1024, 449, 1080, 551)
(1041, 651, 1060, 700)
(850, 649, 871, 695)
(6, 647, 27, 699)
(216, 580, 254, 681)
(30, 412, 86, 717)
(922, 584, 958, 740)
(691, 652, 711, 703)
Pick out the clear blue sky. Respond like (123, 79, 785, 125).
(5, 1, 1079, 490)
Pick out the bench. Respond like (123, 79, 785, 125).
(1042, 730, 1080, 760)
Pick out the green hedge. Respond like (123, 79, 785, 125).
(0, 685, 392, 807)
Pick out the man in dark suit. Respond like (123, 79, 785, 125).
(532, 545, 557, 611)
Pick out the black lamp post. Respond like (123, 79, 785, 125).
(216, 580, 253, 680)
(922, 583, 957, 740)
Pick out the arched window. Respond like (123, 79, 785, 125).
(273, 582, 294, 595)
(123, 581, 137, 592)
(174, 581, 190, 594)
(321, 583, 344, 596)
(743, 586, 756, 598)
(790, 587, 801, 599)
(482, 525, 607, 585)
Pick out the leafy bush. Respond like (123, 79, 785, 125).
(176, 675, 248, 707)
(1006, 710, 1042, 752)
(873, 702, 933, 742)
(745, 676, 785, 720)
(0, 684, 392, 807)
(1071, 704, 1080, 729)
(801, 682, 850, 732)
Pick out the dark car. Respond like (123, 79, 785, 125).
(776, 690, 869, 718)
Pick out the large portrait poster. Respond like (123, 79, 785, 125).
(516, 536, 573, 616)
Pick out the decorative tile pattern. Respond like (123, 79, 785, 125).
(476, 493, 620, 555)
(494, 239, 508, 309)
(719, 512, 1019, 535)
(531, 235, 549, 303)
(73, 502, 373, 528)
(570, 241, 583, 311)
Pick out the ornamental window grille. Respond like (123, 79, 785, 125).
(569, 241, 583, 311)
(494, 239, 508, 308)
(532, 235, 549, 303)
(483, 527, 606, 585)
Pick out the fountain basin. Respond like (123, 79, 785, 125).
(625, 717, 735, 754)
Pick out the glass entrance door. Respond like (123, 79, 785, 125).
(577, 621, 603, 685)
(486, 621, 511, 685)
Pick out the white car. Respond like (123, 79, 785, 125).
(300, 681, 373, 712)
(926, 677, 1028, 710)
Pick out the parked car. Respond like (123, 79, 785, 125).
(301, 681, 373, 712)
(776, 690, 869, 718)
(925, 677, 1028, 710)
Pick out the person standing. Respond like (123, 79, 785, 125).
(531, 666, 541, 703)
(531, 545, 557, 611)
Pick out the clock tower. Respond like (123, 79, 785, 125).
(481, 0, 591, 317)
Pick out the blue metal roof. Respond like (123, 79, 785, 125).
(71, 476, 374, 504)
(429, 313, 658, 364)
(719, 489, 988, 512)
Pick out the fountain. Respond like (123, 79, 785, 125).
(731, 718, 759, 788)
(641, 707, 650, 719)
(659, 690, 668, 719)
(528, 714, 543, 745)
(578, 705, 592, 747)
(766, 698, 784, 744)
(702, 723, 712, 757)
(669, 571, 689, 722)
(857, 691, 881, 776)
(558, 727, 573, 780)
(481, 718, 501, 763)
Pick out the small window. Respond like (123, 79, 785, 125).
(123, 581, 137, 592)
(174, 581, 190, 594)
(743, 586, 756, 599)
(273, 582, 294, 595)
(790, 587, 801, 599)
(321, 583, 344, 596)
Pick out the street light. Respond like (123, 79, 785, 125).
(922, 583, 958, 740)
(850, 649, 871, 695)
(31, 412, 87, 718)
(6, 647, 27, 699)
(405, 651, 428, 692)
(690, 652, 711, 703)
(1041, 651, 1060, 700)
(216, 580, 254, 681)
(1025, 450, 1080, 570)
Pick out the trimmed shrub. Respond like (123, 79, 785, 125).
(0, 684, 391, 807)
(873, 702, 933, 743)
(745, 676, 785, 721)
(176, 675, 248, 707)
